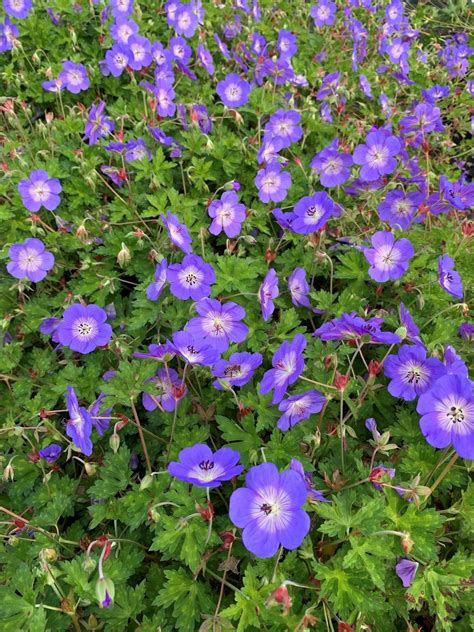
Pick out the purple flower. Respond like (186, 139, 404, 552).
(89, 393, 112, 436)
(260, 333, 306, 404)
(65, 386, 93, 456)
(359, 74, 372, 99)
(386, 38, 410, 66)
(0, 17, 19, 52)
(161, 211, 192, 254)
(417, 375, 474, 460)
(125, 138, 151, 162)
(216, 73, 251, 108)
(191, 104, 212, 134)
(3, 0, 31, 19)
(370, 464, 395, 490)
(264, 109, 302, 148)
(255, 161, 292, 204)
(169, 36, 192, 64)
(142, 367, 186, 412)
(257, 137, 284, 164)
(458, 323, 474, 342)
(353, 130, 401, 181)
(277, 390, 326, 431)
(39, 443, 62, 463)
(291, 192, 334, 234)
(310, 0, 336, 27)
(229, 462, 310, 558)
(110, 17, 138, 44)
(364, 231, 414, 282)
(288, 267, 311, 308)
(7, 238, 54, 283)
(384, 345, 445, 401)
(59, 61, 89, 94)
(258, 268, 279, 321)
(377, 190, 423, 230)
(289, 459, 329, 502)
(84, 101, 115, 145)
(105, 44, 131, 77)
(18, 170, 61, 213)
(443, 346, 469, 379)
(261, 58, 294, 85)
(169, 444, 243, 487)
(56, 304, 112, 354)
(133, 341, 175, 361)
(127, 35, 151, 70)
(171, 330, 220, 366)
(313, 312, 401, 344)
(212, 352, 263, 390)
(154, 81, 176, 117)
(399, 303, 422, 344)
(438, 255, 463, 299)
(197, 43, 214, 75)
(310, 140, 353, 187)
(174, 3, 198, 38)
(316, 71, 340, 101)
(277, 29, 297, 58)
(208, 191, 246, 238)
(400, 103, 445, 139)
(146, 259, 168, 301)
(167, 254, 215, 301)
(395, 558, 419, 588)
(110, 0, 133, 20)
(187, 299, 248, 351)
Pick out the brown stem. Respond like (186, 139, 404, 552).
(130, 399, 152, 474)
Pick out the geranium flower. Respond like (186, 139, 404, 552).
(196, 43, 214, 75)
(208, 191, 246, 238)
(255, 161, 292, 203)
(363, 231, 414, 282)
(290, 459, 329, 502)
(216, 73, 251, 108)
(310, 140, 353, 187)
(438, 255, 463, 299)
(160, 211, 192, 254)
(168, 444, 243, 487)
(0, 16, 19, 52)
(258, 268, 279, 321)
(288, 267, 311, 308)
(277, 390, 326, 431)
(171, 330, 220, 365)
(39, 444, 62, 463)
(142, 367, 187, 412)
(395, 559, 419, 588)
(174, 3, 198, 38)
(260, 333, 306, 404)
(146, 259, 168, 301)
(84, 101, 115, 145)
(263, 109, 302, 148)
(313, 312, 401, 344)
(56, 304, 112, 354)
(167, 254, 215, 300)
(7, 238, 54, 282)
(65, 386, 93, 456)
(310, 0, 336, 27)
(353, 129, 401, 181)
(399, 303, 422, 344)
(59, 61, 90, 93)
(384, 345, 445, 401)
(291, 192, 334, 234)
(186, 298, 248, 351)
(110, 0, 133, 20)
(3, 0, 31, 19)
(229, 462, 310, 557)
(105, 44, 131, 76)
(277, 29, 297, 59)
(377, 190, 423, 229)
(110, 17, 138, 44)
(417, 375, 474, 459)
(18, 170, 62, 212)
(212, 352, 263, 390)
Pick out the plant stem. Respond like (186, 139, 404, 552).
(429, 452, 459, 496)
(130, 399, 152, 474)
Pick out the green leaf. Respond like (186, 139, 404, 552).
(88, 447, 132, 500)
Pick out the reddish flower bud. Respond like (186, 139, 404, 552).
(28, 450, 40, 463)
(292, 155, 302, 167)
(333, 371, 349, 391)
(116, 414, 129, 430)
(268, 584, 291, 614)
(368, 359, 381, 377)
(265, 248, 277, 263)
(196, 500, 214, 521)
(462, 221, 474, 237)
(401, 533, 414, 555)
(219, 530, 236, 550)
(102, 541, 113, 561)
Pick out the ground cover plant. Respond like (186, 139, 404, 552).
(0, 0, 473, 630)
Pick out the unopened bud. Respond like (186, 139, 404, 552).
(32, 52, 41, 65)
(82, 556, 97, 573)
(40, 548, 58, 562)
(76, 223, 89, 242)
(117, 243, 131, 267)
(84, 462, 97, 476)
(267, 584, 291, 614)
(2, 461, 15, 482)
(333, 371, 349, 391)
(95, 576, 115, 608)
(140, 474, 153, 491)
(109, 433, 120, 453)
(401, 533, 414, 555)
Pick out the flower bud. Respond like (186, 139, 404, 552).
(401, 533, 414, 555)
(140, 474, 154, 491)
(82, 556, 97, 573)
(267, 584, 291, 614)
(2, 461, 15, 481)
(148, 507, 161, 522)
(117, 243, 131, 267)
(95, 576, 115, 608)
(40, 548, 58, 562)
(219, 530, 236, 550)
(84, 462, 97, 476)
(109, 433, 120, 453)
(76, 223, 89, 243)
(333, 371, 349, 391)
